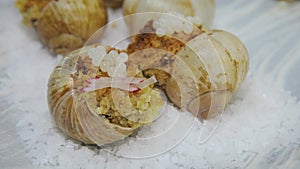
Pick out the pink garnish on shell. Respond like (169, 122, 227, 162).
(81, 76, 157, 92)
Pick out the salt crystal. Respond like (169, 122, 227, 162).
(156, 27, 165, 37)
(118, 52, 128, 62)
(100, 61, 109, 72)
(183, 23, 194, 34)
(153, 12, 201, 36)
(88, 46, 106, 66)
(109, 50, 118, 57)
(114, 63, 127, 78)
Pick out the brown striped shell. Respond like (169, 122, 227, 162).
(15, 0, 108, 55)
(47, 45, 164, 145)
(127, 22, 249, 119)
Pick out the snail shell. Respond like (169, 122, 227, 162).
(127, 18, 248, 119)
(47, 45, 164, 145)
(16, 0, 108, 55)
(123, 0, 215, 33)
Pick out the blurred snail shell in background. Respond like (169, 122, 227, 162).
(123, 0, 215, 33)
(127, 14, 249, 119)
(15, 0, 108, 55)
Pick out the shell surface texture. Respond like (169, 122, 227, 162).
(15, 0, 108, 55)
(47, 44, 164, 145)
(127, 13, 249, 119)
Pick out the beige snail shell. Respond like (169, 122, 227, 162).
(47, 44, 164, 145)
(127, 16, 249, 119)
(123, 0, 215, 33)
(15, 0, 108, 55)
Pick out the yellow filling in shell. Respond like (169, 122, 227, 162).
(74, 51, 163, 129)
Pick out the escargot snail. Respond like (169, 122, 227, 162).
(15, 0, 108, 55)
(127, 13, 249, 119)
(123, 0, 215, 33)
(47, 44, 164, 145)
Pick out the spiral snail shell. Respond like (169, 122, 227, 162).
(127, 14, 249, 119)
(47, 44, 164, 145)
(123, 0, 215, 33)
(15, 0, 108, 55)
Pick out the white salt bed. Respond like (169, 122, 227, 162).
(1, 0, 300, 169)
